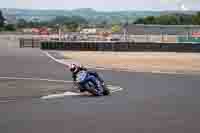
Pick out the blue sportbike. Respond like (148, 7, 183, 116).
(75, 70, 110, 96)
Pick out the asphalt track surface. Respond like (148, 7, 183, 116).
(0, 46, 200, 133)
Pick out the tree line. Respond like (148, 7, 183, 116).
(134, 12, 200, 25)
(1, 9, 200, 33)
(0, 10, 89, 32)
(16, 16, 88, 32)
(0, 10, 16, 31)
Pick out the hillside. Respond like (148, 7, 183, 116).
(1, 8, 161, 24)
(1, 8, 197, 24)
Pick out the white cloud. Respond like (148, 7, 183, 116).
(0, 0, 199, 11)
(180, 4, 189, 11)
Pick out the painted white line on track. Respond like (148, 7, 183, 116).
(0, 100, 18, 103)
(0, 77, 124, 101)
(41, 85, 124, 100)
(41, 92, 81, 99)
(109, 87, 123, 93)
(0, 77, 73, 83)
(43, 51, 69, 66)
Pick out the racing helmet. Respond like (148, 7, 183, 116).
(69, 64, 79, 73)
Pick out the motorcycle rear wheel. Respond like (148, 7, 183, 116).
(85, 82, 101, 96)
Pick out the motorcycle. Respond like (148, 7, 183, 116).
(75, 70, 110, 96)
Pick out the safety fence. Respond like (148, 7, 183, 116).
(40, 41, 200, 52)
(19, 38, 41, 48)
(177, 37, 200, 43)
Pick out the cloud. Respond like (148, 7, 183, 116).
(161, 0, 199, 4)
(160, 0, 199, 10)
(180, 4, 189, 11)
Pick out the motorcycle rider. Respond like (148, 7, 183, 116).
(69, 64, 105, 94)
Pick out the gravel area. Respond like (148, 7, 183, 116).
(63, 51, 200, 74)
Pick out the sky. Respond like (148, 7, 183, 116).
(0, 0, 200, 11)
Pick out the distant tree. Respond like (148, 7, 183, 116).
(111, 24, 121, 33)
(25, 21, 48, 28)
(133, 14, 197, 25)
(0, 10, 5, 27)
(51, 16, 88, 26)
(160, 15, 178, 25)
(17, 19, 27, 28)
(4, 24, 16, 31)
(50, 16, 88, 32)
(192, 12, 200, 25)
(156, 15, 173, 25)
(97, 20, 108, 28)
(65, 22, 79, 32)
(145, 16, 156, 24)
(52, 16, 70, 25)
(70, 16, 88, 25)
(134, 18, 145, 24)
(27, 21, 35, 28)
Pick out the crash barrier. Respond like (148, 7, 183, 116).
(19, 38, 41, 48)
(40, 41, 200, 52)
(177, 37, 200, 43)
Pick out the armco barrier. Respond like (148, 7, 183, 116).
(40, 41, 200, 52)
(19, 38, 41, 48)
(177, 37, 200, 43)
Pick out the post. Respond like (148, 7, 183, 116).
(56, 24, 61, 41)
(187, 31, 190, 40)
(19, 39, 22, 48)
(160, 27, 164, 43)
(59, 27, 61, 41)
(32, 38, 34, 48)
(146, 34, 149, 42)
(123, 28, 127, 41)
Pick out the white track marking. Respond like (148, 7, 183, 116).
(41, 92, 81, 99)
(0, 100, 18, 103)
(108, 85, 124, 93)
(0, 77, 123, 99)
(41, 85, 124, 99)
(0, 77, 72, 83)
(43, 51, 69, 66)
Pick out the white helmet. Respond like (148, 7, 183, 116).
(69, 64, 79, 73)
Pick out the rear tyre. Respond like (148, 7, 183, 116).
(85, 82, 101, 96)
